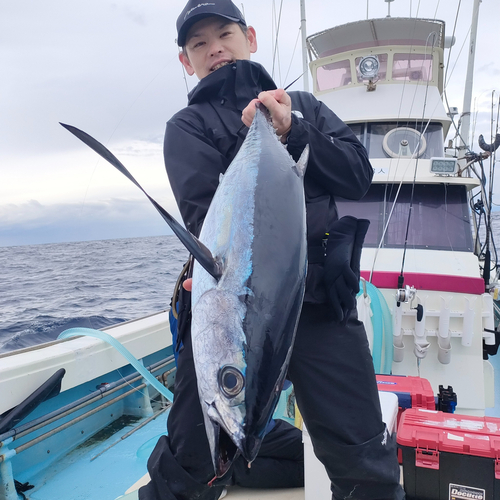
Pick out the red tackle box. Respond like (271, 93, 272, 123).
(397, 408, 500, 500)
(376, 375, 436, 425)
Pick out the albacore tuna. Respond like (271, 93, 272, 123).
(192, 104, 308, 476)
(60, 103, 308, 478)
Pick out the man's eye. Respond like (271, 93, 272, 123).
(221, 31, 232, 37)
(193, 41, 205, 48)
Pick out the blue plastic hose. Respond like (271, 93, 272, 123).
(58, 328, 174, 402)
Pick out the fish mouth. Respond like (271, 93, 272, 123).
(211, 420, 240, 478)
(209, 418, 264, 478)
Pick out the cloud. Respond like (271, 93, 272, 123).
(115, 138, 164, 157)
(477, 64, 500, 77)
(0, 198, 181, 247)
(2, 0, 499, 248)
(111, 3, 148, 26)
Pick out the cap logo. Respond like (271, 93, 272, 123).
(185, 3, 216, 20)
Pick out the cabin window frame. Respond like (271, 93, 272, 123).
(336, 183, 474, 252)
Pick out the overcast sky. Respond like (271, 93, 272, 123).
(1, 0, 499, 247)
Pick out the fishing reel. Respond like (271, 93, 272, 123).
(396, 285, 416, 304)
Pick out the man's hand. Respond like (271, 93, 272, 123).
(241, 89, 292, 142)
(183, 278, 193, 291)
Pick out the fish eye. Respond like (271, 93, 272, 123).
(218, 366, 245, 398)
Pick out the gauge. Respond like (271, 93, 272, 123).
(430, 157, 458, 175)
(382, 127, 427, 158)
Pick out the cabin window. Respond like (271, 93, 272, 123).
(316, 59, 352, 91)
(348, 121, 444, 159)
(336, 184, 473, 252)
(355, 54, 388, 83)
(392, 53, 433, 82)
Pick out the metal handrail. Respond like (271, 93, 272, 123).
(0, 354, 175, 443)
(0, 366, 176, 463)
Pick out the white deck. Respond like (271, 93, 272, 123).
(123, 474, 304, 500)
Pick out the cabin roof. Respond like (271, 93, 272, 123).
(307, 18, 445, 59)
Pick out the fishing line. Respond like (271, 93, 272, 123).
(369, 27, 437, 281)
(179, 46, 191, 96)
(443, 184, 455, 253)
(432, 0, 441, 20)
(378, 3, 424, 192)
(471, 95, 479, 146)
(75, 52, 179, 333)
(283, 26, 303, 88)
(399, 32, 437, 278)
(271, 0, 284, 85)
(442, 24, 473, 147)
(377, 0, 476, 256)
(368, 17, 420, 245)
(443, 0, 462, 88)
(485, 91, 500, 275)
(79, 52, 179, 209)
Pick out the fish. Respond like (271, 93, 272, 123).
(191, 104, 308, 477)
(60, 103, 309, 478)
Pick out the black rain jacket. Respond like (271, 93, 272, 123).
(164, 60, 373, 303)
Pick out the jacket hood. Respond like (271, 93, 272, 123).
(187, 60, 277, 111)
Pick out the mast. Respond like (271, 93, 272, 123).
(459, 0, 482, 151)
(300, 0, 309, 92)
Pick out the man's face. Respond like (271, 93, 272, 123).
(179, 16, 257, 80)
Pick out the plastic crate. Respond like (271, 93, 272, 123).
(376, 374, 435, 417)
(397, 408, 500, 500)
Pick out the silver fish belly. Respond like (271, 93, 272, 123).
(191, 105, 308, 477)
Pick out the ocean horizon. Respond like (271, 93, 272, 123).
(0, 234, 187, 353)
(2, 211, 500, 353)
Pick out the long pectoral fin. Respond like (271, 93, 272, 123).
(60, 123, 222, 281)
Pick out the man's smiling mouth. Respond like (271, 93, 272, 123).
(211, 61, 234, 72)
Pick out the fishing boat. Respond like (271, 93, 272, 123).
(308, 9, 499, 416)
(1, 1, 499, 499)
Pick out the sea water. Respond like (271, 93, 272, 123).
(2, 217, 500, 416)
(1, 213, 500, 353)
(0, 235, 187, 353)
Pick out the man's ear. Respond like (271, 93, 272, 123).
(247, 26, 258, 54)
(179, 52, 195, 76)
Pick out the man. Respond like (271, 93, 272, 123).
(140, 1, 405, 499)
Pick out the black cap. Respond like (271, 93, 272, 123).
(177, 0, 246, 47)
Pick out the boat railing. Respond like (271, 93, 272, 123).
(0, 355, 176, 500)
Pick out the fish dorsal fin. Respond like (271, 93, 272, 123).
(293, 144, 309, 178)
(60, 123, 222, 281)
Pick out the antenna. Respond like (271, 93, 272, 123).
(300, 0, 309, 91)
(460, 0, 482, 151)
(385, 0, 394, 18)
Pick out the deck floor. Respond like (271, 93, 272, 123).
(124, 474, 304, 500)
